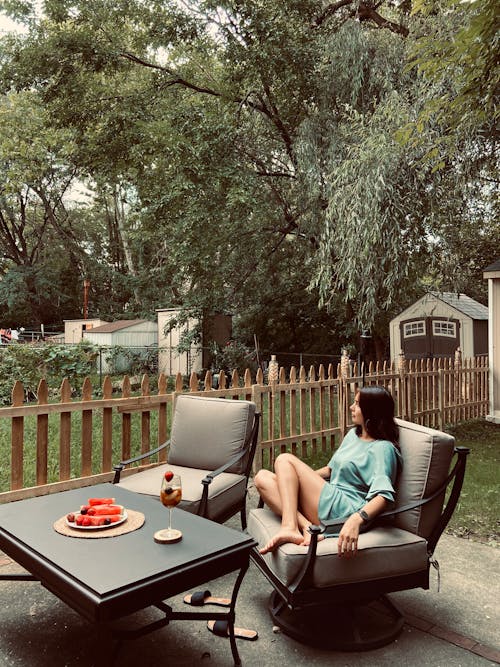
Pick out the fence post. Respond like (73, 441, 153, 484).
(340, 349, 350, 438)
(11, 380, 25, 490)
(158, 373, 168, 460)
(438, 361, 444, 431)
(398, 350, 407, 420)
(59, 378, 72, 481)
(454, 347, 462, 423)
(268, 354, 279, 385)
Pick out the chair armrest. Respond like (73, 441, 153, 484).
(112, 440, 170, 484)
(201, 447, 248, 486)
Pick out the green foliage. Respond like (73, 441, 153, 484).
(102, 345, 158, 376)
(407, 0, 499, 165)
(0, 0, 496, 354)
(210, 339, 257, 376)
(0, 341, 98, 404)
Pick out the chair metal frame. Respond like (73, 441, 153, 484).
(250, 445, 470, 650)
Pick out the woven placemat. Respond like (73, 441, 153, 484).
(53, 509, 145, 539)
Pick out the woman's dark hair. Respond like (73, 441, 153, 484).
(355, 386, 399, 446)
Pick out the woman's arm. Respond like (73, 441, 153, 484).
(337, 495, 389, 558)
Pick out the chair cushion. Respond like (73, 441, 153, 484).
(394, 419, 455, 537)
(168, 395, 256, 474)
(248, 508, 428, 588)
(116, 463, 246, 522)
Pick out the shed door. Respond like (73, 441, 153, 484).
(429, 317, 460, 357)
(400, 317, 460, 359)
(400, 318, 428, 359)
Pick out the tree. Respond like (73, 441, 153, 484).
(408, 0, 499, 163)
(0, 90, 84, 325)
(0, 0, 496, 354)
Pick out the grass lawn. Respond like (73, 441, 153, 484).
(444, 419, 499, 547)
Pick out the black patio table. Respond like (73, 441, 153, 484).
(0, 482, 256, 665)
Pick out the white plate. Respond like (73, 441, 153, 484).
(65, 510, 128, 530)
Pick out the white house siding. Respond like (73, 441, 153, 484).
(390, 294, 475, 361)
(157, 308, 202, 376)
(64, 319, 108, 344)
(108, 322, 158, 348)
(83, 320, 158, 373)
(484, 263, 500, 423)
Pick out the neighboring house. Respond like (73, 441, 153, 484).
(83, 319, 158, 373)
(64, 319, 109, 344)
(484, 259, 500, 424)
(389, 292, 489, 362)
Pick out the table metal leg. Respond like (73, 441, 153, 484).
(109, 558, 250, 666)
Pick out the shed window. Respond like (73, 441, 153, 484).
(433, 320, 456, 338)
(403, 321, 426, 338)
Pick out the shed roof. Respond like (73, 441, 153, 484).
(431, 292, 488, 320)
(85, 319, 149, 333)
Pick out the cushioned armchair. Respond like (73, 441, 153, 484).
(248, 418, 469, 650)
(113, 395, 260, 530)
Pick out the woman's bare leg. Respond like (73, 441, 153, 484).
(254, 469, 312, 536)
(255, 454, 325, 553)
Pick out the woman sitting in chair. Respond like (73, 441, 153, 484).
(255, 385, 402, 558)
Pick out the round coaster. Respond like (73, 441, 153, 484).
(53, 509, 145, 539)
(153, 528, 183, 544)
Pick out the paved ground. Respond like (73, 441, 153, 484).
(0, 485, 499, 667)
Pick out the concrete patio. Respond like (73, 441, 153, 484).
(0, 485, 498, 667)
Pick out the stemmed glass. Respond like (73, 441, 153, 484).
(154, 471, 183, 543)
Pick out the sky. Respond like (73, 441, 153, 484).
(0, 14, 23, 35)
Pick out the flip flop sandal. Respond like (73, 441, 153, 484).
(183, 590, 231, 607)
(207, 620, 258, 641)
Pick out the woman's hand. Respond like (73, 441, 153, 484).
(337, 513, 364, 558)
(337, 496, 389, 558)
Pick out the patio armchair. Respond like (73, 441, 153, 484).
(113, 394, 260, 530)
(247, 418, 470, 650)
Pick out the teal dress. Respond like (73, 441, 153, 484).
(317, 428, 401, 525)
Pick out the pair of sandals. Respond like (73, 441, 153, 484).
(183, 589, 258, 641)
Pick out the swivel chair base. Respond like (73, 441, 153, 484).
(268, 590, 405, 651)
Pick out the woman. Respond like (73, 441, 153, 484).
(255, 385, 401, 558)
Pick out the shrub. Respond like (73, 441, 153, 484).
(0, 341, 99, 404)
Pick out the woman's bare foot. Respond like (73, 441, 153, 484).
(300, 526, 325, 547)
(259, 528, 304, 554)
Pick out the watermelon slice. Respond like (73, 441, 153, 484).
(88, 497, 115, 506)
(90, 504, 124, 516)
(87, 515, 122, 526)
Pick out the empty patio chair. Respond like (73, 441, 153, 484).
(248, 418, 469, 650)
(113, 394, 260, 530)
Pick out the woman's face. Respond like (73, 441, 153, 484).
(350, 393, 364, 426)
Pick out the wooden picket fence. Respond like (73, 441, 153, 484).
(0, 355, 489, 502)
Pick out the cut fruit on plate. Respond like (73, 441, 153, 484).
(66, 510, 128, 530)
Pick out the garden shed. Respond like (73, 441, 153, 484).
(484, 259, 500, 424)
(83, 319, 158, 373)
(156, 308, 232, 376)
(389, 292, 489, 362)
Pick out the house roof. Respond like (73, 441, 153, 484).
(484, 258, 500, 273)
(85, 319, 149, 333)
(431, 292, 488, 320)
